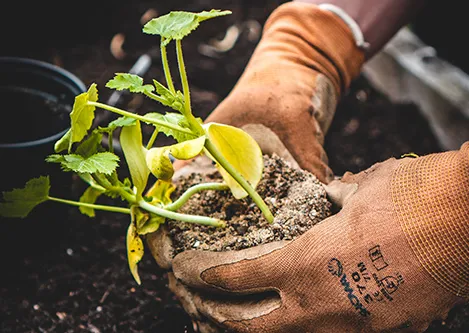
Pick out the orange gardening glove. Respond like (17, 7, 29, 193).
(170, 142, 469, 333)
(182, 2, 364, 184)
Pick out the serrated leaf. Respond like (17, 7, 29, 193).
(145, 147, 174, 181)
(120, 121, 150, 197)
(54, 129, 72, 153)
(152, 80, 184, 112)
(69, 83, 99, 151)
(144, 112, 196, 142)
(146, 179, 176, 206)
(204, 123, 263, 199)
(169, 136, 205, 160)
(108, 116, 137, 129)
(106, 73, 155, 94)
(0, 176, 50, 218)
(143, 10, 232, 45)
(79, 186, 105, 217)
(50, 152, 119, 174)
(126, 217, 144, 285)
(76, 131, 103, 158)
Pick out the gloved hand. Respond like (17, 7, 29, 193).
(175, 1, 364, 184)
(170, 142, 469, 332)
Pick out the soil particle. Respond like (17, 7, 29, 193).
(168, 154, 332, 254)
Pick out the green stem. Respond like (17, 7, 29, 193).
(175, 40, 204, 135)
(108, 133, 114, 153)
(88, 101, 193, 135)
(165, 183, 229, 212)
(49, 196, 131, 214)
(139, 200, 225, 227)
(146, 128, 159, 149)
(161, 44, 175, 94)
(204, 141, 274, 223)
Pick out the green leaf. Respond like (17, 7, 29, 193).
(204, 123, 263, 199)
(169, 135, 206, 160)
(144, 112, 196, 142)
(0, 176, 50, 218)
(143, 10, 232, 45)
(153, 80, 184, 112)
(106, 73, 155, 94)
(107, 116, 137, 129)
(126, 217, 144, 285)
(76, 131, 103, 158)
(146, 179, 176, 206)
(47, 152, 119, 175)
(69, 83, 99, 151)
(145, 147, 174, 181)
(120, 121, 150, 197)
(54, 129, 72, 153)
(79, 186, 105, 217)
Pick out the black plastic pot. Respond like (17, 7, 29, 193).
(0, 57, 86, 193)
(0, 57, 86, 260)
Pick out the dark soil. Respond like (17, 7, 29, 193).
(1, 0, 468, 332)
(168, 154, 331, 254)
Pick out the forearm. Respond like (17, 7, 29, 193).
(295, 0, 426, 58)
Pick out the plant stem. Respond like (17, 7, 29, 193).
(165, 183, 229, 212)
(139, 200, 225, 227)
(161, 44, 175, 94)
(175, 40, 204, 135)
(146, 128, 159, 149)
(108, 133, 114, 153)
(49, 196, 131, 214)
(88, 101, 193, 135)
(204, 141, 274, 223)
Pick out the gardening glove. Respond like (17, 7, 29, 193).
(170, 142, 469, 333)
(175, 1, 364, 184)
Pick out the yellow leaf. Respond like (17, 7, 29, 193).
(169, 136, 206, 160)
(120, 121, 150, 197)
(145, 147, 174, 181)
(146, 180, 176, 206)
(203, 123, 263, 199)
(126, 220, 144, 285)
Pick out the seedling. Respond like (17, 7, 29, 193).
(0, 10, 273, 284)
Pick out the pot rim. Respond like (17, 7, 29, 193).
(0, 56, 86, 149)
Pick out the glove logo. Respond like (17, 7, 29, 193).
(328, 258, 371, 317)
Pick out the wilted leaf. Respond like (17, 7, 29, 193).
(145, 147, 174, 181)
(69, 83, 99, 151)
(106, 73, 155, 94)
(126, 218, 144, 285)
(79, 186, 105, 217)
(54, 129, 72, 153)
(120, 121, 150, 197)
(143, 10, 232, 45)
(146, 179, 176, 206)
(204, 123, 263, 199)
(169, 136, 205, 160)
(0, 176, 50, 218)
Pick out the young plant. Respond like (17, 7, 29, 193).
(0, 10, 274, 285)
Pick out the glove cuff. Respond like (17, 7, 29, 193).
(392, 142, 469, 298)
(264, 2, 365, 95)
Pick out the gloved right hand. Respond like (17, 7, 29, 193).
(176, 2, 364, 184)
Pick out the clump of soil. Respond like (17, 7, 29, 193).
(168, 154, 332, 254)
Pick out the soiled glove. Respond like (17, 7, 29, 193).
(171, 142, 469, 332)
(178, 2, 364, 184)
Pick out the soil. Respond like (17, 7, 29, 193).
(1, 0, 468, 332)
(168, 154, 331, 254)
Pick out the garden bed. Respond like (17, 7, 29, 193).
(1, 0, 467, 332)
